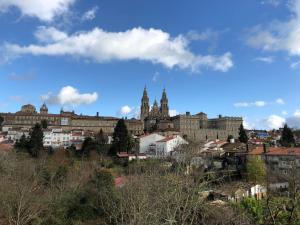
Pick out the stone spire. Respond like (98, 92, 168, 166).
(160, 88, 169, 118)
(151, 98, 159, 116)
(40, 102, 48, 114)
(140, 86, 150, 120)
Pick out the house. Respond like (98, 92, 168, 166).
(43, 128, 71, 148)
(139, 133, 165, 154)
(155, 135, 188, 157)
(6, 127, 30, 142)
(212, 182, 267, 203)
(117, 152, 147, 161)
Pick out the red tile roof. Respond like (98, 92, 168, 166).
(249, 147, 300, 156)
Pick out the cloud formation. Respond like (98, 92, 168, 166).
(0, 0, 75, 21)
(2, 27, 233, 72)
(254, 56, 274, 63)
(82, 6, 98, 21)
(247, 0, 300, 57)
(265, 114, 286, 129)
(119, 105, 133, 115)
(41, 86, 98, 106)
(234, 98, 284, 108)
(286, 110, 300, 128)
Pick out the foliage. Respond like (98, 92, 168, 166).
(246, 157, 266, 184)
(28, 123, 44, 158)
(280, 124, 295, 147)
(240, 198, 264, 224)
(0, 115, 3, 126)
(239, 124, 248, 143)
(14, 134, 30, 152)
(41, 119, 48, 129)
(109, 119, 131, 156)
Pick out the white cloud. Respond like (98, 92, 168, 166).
(243, 118, 255, 130)
(2, 27, 233, 72)
(247, 0, 300, 57)
(234, 100, 266, 108)
(286, 110, 300, 128)
(82, 6, 98, 21)
(119, 105, 133, 115)
(186, 29, 220, 41)
(255, 101, 266, 107)
(41, 86, 98, 106)
(261, 0, 281, 7)
(0, 0, 75, 21)
(169, 109, 179, 117)
(152, 71, 160, 82)
(254, 56, 274, 63)
(265, 114, 285, 129)
(282, 110, 288, 116)
(234, 98, 284, 108)
(275, 98, 285, 105)
(34, 26, 68, 43)
(290, 61, 300, 69)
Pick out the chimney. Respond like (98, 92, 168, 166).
(186, 112, 190, 116)
(263, 143, 269, 154)
(96, 112, 99, 117)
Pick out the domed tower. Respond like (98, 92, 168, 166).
(160, 88, 169, 118)
(140, 86, 150, 120)
(40, 103, 48, 114)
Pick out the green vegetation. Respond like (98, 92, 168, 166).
(109, 119, 132, 155)
(280, 124, 295, 147)
(246, 157, 266, 184)
(41, 119, 48, 129)
(239, 124, 248, 143)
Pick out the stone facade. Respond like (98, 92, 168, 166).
(140, 88, 243, 141)
(0, 104, 144, 136)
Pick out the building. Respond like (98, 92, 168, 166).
(140, 87, 243, 141)
(43, 128, 71, 148)
(139, 133, 187, 157)
(248, 145, 300, 176)
(0, 104, 144, 136)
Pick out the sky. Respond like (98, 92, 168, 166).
(0, 0, 300, 130)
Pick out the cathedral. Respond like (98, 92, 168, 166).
(140, 87, 173, 132)
(140, 87, 243, 141)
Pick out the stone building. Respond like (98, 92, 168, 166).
(0, 104, 143, 136)
(140, 88, 243, 141)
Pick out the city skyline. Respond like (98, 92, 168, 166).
(0, 0, 300, 130)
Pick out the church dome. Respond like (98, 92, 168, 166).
(40, 103, 48, 114)
(21, 104, 37, 114)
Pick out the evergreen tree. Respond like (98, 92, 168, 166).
(0, 115, 3, 126)
(81, 137, 95, 157)
(41, 119, 48, 129)
(227, 135, 234, 143)
(109, 119, 130, 155)
(239, 124, 248, 143)
(28, 123, 44, 158)
(14, 134, 29, 151)
(280, 124, 295, 147)
(95, 129, 108, 146)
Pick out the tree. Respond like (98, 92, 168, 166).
(14, 134, 29, 152)
(239, 124, 248, 143)
(247, 156, 266, 184)
(280, 124, 295, 147)
(81, 137, 95, 157)
(109, 119, 131, 155)
(41, 119, 48, 129)
(95, 129, 109, 155)
(28, 123, 44, 158)
(0, 115, 3, 126)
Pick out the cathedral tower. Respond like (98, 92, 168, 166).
(160, 88, 169, 118)
(140, 86, 150, 120)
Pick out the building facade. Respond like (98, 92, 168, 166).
(0, 104, 144, 136)
(140, 88, 243, 141)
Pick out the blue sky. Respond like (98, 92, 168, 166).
(0, 0, 300, 130)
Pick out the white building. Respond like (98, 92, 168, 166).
(139, 133, 165, 154)
(139, 133, 188, 157)
(43, 128, 71, 148)
(6, 128, 30, 142)
(155, 135, 188, 156)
